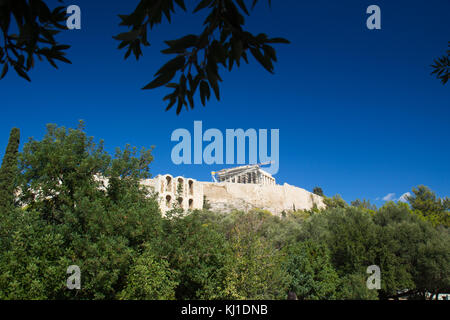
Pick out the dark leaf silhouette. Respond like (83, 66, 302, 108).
(431, 42, 450, 85)
(115, 0, 290, 114)
(0, 0, 71, 81)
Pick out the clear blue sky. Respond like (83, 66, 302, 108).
(1, 0, 449, 206)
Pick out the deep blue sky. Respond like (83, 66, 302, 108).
(1, 0, 449, 206)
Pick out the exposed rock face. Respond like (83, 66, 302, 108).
(202, 182, 325, 215)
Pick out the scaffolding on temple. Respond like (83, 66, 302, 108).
(211, 162, 276, 185)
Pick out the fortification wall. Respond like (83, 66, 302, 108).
(202, 182, 325, 215)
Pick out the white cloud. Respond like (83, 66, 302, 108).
(379, 192, 411, 202)
(382, 193, 396, 201)
(398, 192, 411, 203)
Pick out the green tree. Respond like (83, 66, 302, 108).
(312, 187, 324, 197)
(323, 194, 348, 209)
(0, 127, 20, 210)
(117, 245, 178, 300)
(222, 212, 289, 299)
(301, 207, 378, 279)
(160, 210, 230, 299)
(372, 202, 420, 299)
(415, 232, 450, 299)
(371, 201, 449, 300)
(0, 122, 163, 299)
(406, 185, 449, 227)
(0, 211, 70, 299)
(351, 199, 376, 211)
(335, 273, 378, 300)
(284, 241, 339, 300)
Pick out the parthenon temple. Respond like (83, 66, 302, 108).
(214, 164, 276, 185)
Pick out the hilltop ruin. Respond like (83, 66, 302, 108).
(142, 164, 324, 215)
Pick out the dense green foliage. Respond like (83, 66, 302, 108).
(283, 241, 339, 300)
(406, 185, 449, 227)
(117, 244, 177, 300)
(1, 123, 161, 299)
(0, 124, 448, 300)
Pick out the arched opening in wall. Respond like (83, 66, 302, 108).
(165, 176, 172, 192)
(177, 197, 183, 207)
(177, 178, 184, 195)
(188, 180, 194, 195)
(165, 195, 172, 208)
(189, 199, 193, 209)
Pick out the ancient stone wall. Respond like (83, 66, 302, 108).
(141, 175, 204, 214)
